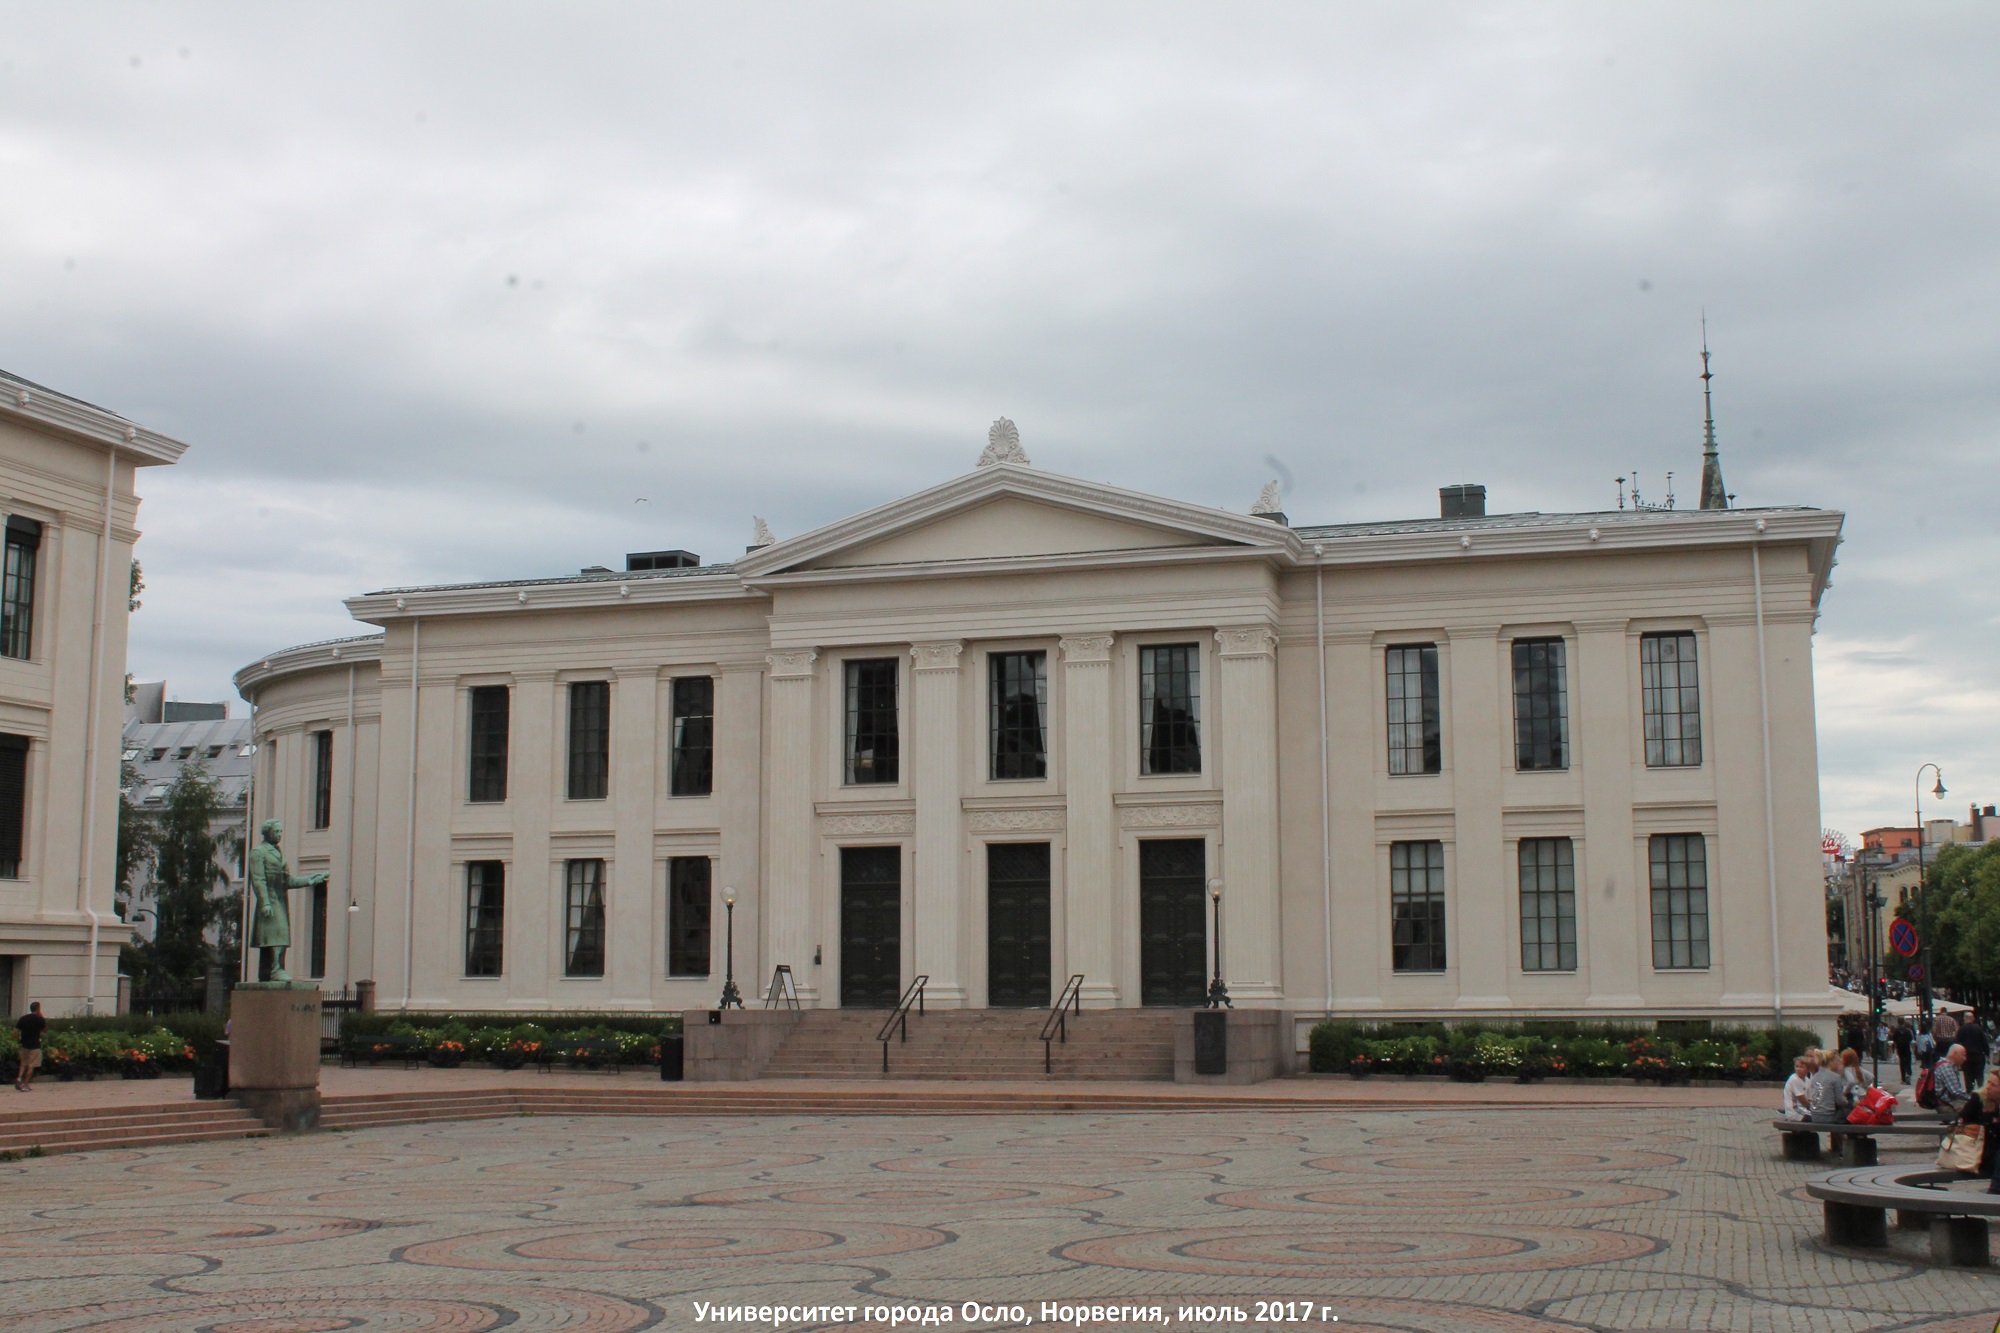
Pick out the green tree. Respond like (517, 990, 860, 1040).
(113, 760, 156, 917)
(122, 759, 238, 1004)
(1914, 841, 2000, 1011)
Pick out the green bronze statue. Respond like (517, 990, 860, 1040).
(247, 819, 326, 984)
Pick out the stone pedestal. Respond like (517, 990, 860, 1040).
(682, 1009, 801, 1081)
(1173, 1008, 1288, 1085)
(229, 984, 322, 1131)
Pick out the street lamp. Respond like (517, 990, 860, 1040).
(1914, 764, 1945, 1017)
(718, 887, 742, 1009)
(1204, 878, 1231, 1009)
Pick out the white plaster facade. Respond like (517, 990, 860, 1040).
(235, 459, 1845, 1036)
(0, 371, 187, 1015)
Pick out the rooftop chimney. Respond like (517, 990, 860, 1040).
(1439, 484, 1486, 519)
(626, 550, 701, 572)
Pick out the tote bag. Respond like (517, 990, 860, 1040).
(1936, 1124, 1983, 1172)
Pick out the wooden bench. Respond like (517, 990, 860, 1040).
(1807, 1164, 2000, 1266)
(346, 1033, 425, 1070)
(1771, 1118, 1949, 1165)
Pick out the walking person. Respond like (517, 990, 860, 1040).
(1935, 1008, 1960, 1048)
(13, 1001, 45, 1091)
(1892, 1020, 1914, 1085)
(1957, 1013, 1989, 1085)
(1916, 1020, 1937, 1072)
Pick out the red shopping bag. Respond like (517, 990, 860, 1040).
(1847, 1086, 1897, 1125)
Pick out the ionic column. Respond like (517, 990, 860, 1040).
(910, 641, 966, 1006)
(608, 666, 657, 1004)
(508, 671, 556, 1004)
(1060, 634, 1118, 1006)
(764, 650, 819, 1003)
(1216, 626, 1283, 1000)
(715, 662, 766, 1002)
(1574, 619, 1642, 1008)
(1448, 625, 1509, 1008)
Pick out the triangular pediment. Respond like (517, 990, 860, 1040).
(735, 464, 1294, 579)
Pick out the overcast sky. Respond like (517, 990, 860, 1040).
(2, 4, 1994, 839)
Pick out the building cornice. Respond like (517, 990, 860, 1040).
(234, 633, 385, 698)
(0, 376, 189, 466)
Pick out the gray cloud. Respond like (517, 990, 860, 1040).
(3, 2, 1994, 835)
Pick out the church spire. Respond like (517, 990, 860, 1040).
(1698, 313, 1729, 510)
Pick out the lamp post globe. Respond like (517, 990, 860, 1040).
(719, 887, 743, 1010)
(1204, 878, 1231, 1009)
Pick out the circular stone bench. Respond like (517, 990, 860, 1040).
(1771, 1118, 1949, 1165)
(1806, 1164, 1999, 1266)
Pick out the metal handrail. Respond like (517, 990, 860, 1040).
(1041, 974, 1086, 1073)
(876, 975, 929, 1072)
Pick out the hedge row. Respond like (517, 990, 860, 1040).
(340, 1011, 683, 1039)
(341, 1019, 672, 1068)
(1308, 1020, 1819, 1082)
(0, 1026, 197, 1078)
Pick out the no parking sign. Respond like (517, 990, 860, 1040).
(1889, 918, 1920, 957)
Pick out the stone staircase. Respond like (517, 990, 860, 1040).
(758, 1007, 1179, 1080)
(0, 1098, 270, 1155)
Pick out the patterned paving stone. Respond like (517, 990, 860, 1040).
(0, 1106, 1993, 1331)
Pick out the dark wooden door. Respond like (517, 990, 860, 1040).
(986, 842, 1051, 1007)
(1139, 838, 1208, 1007)
(840, 846, 902, 1008)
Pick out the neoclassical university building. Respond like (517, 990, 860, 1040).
(236, 423, 1844, 1041)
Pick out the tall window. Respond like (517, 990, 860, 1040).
(1518, 837, 1577, 971)
(0, 733, 27, 878)
(309, 881, 328, 978)
(564, 858, 606, 977)
(311, 730, 334, 830)
(990, 651, 1048, 780)
(468, 685, 510, 802)
(1139, 643, 1201, 775)
(1390, 840, 1447, 972)
(1649, 834, 1710, 969)
(1385, 644, 1441, 775)
(1641, 632, 1702, 767)
(464, 861, 505, 976)
(667, 856, 712, 976)
(670, 677, 714, 797)
(844, 659, 899, 784)
(1512, 637, 1569, 770)
(1, 517, 39, 661)
(567, 681, 610, 800)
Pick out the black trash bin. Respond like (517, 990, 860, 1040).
(659, 1033, 684, 1082)
(194, 1040, 230, 1100)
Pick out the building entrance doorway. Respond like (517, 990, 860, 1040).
(1139, 838, 1207, 1006)
(986, 842, 1051, 1007)
(840, 845, 902, 1008)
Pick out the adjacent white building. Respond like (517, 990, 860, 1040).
(0, 369, 187, 1014)
(236, 428, 1844, 1042)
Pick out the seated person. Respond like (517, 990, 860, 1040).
(1933, 1044, 1972, 1121)
(1792, 1056, 1824, 1112)
(1806, 1049, 1856, 1123)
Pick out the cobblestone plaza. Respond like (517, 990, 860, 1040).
(2, 1105, 1993, 1331)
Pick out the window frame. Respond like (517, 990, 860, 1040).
(1384, 643, 1442, 776)
(1389, 839, 1447, 973)
(0, 732, 29, 879)
(310, 730, 333, 830)
(669, 676, 715, 798)
(467, 684, 510, 803)
(1517, 837, 1578, 972)
(464, 860, 505, 977)
(563, 857, 607, 978)
(1649, 833, 1711, 970)
(1511, 636, 1570, 771)
(1, 517, 40, 662)
(1640, 631, 1703, 768)
(565, 680, 611, 801)
(666, 855, 712, 977)
(988, 650, 1049, 781)
(843, 657, 900, 786)
(1138, 642, 1202, 776)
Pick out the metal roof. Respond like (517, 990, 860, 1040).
(120, 717, 255, 809)
(368, 560, 736, 597)
(1291, 504, 1822, 542)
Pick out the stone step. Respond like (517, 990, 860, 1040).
(0, 1101, 271, 1154)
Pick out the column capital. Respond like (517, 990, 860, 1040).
(910, 640, 964, 672)
(1215, 626, 1278, 659)
(766, 649, 818, 679)
(1059, 633, 1115, 666)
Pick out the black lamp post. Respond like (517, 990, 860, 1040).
(1865, 873, 1885, 1088)
(1205, 878, 1231, 1009)
(1914, 764, 1945, 1018)
(718, 887, 743, 1010)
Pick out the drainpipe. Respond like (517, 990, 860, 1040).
(79, 442, 118, 1012)
(341, 661, 357, 994)
(1752, 525, 1782, 1028)
(1315, 544, 1333, 1020)
(402, 618, 420, 1008)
